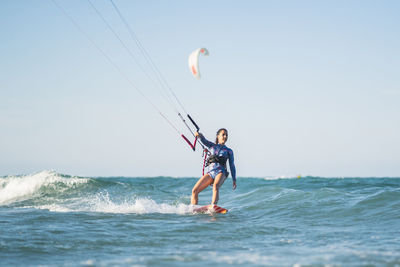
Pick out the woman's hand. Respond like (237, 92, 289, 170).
(232, 181, 237, 190)
(195, 132, 200, 137)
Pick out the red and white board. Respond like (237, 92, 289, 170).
(193, 204, 228, 214)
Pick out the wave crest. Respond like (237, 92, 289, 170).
(35, 192, 193, 214)
(0, 170, 89, 205)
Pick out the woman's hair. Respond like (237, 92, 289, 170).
(215, 128, 228, 144)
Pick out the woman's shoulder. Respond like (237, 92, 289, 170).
(223, 145, 234, 154)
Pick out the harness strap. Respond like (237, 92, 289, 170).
(202, 149, 210, 176)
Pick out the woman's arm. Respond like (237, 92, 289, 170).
(195, 132, 214, 148)
(228, 149, 237, 189)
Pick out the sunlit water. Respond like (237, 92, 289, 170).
(1, 171, 399, 266)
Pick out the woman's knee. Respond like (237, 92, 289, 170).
(192, 186, 199, 195)
(213, 175, 225, 189)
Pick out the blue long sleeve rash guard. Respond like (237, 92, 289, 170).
(199, 134, 236, 182)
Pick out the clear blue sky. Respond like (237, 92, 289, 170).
(1, 0, 399, 177)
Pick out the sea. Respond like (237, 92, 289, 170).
(1, 170, 399, 266)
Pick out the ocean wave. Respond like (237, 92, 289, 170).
(2, 170, 399, 219)
(34, 192, 193, 215)
(343, 189, 400, 219)
(0, 170, 196, 215)
(0, 170, 89, 205)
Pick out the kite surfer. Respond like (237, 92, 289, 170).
(191, 128, 236, 205)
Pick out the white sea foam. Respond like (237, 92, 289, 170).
(264, 175, 301, 180)
(35, 192, 193, 215)
(87, 193, 193, 214)
(204, 251, 279, 265)
(0, 170, 88, 205)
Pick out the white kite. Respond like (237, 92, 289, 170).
(188, 48, 209, 80)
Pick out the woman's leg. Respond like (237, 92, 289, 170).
(191, 174, 213, 205)
(211, 172, 227, 205)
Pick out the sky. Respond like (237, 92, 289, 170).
(1, 0, 399, 177)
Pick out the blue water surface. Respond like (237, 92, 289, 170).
(1, 171, 399, 266)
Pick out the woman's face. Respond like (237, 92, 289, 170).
(217, 130, 228, 145)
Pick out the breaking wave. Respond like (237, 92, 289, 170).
(0, 170, 193, 214)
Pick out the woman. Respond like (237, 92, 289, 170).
(191, 128, 236, 205)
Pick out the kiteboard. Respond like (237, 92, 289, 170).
(193, 204, 228, 214)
